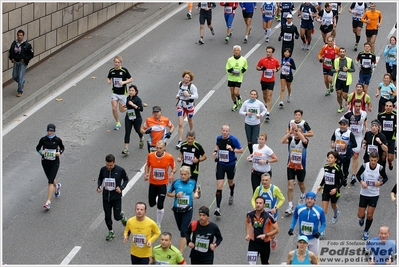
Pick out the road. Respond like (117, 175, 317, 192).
(2, 2, 397, 265)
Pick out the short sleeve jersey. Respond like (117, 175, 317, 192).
(147, 152, 176, 185)
(142, 116, 173, 147)
(107, 67, 132, 95)
(257, 56, 280, 82)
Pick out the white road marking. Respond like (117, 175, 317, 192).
(60, 246, 81, 265)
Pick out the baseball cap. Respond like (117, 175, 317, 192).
(298, 235, 309, 243)
(286, 14, 293, 19)
(339, 118, 349, 125)
(47, 123, 56, 132)
(152, 106, 161, 112)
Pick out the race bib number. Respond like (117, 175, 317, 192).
(302, 12, 310, 20)
(283, 12, 290, 18)
(153, 168, 165, 180)
(113, 77, 122, 88)
(104, 178, 116, 191)
(247, 251, 258, 265)
(265, 200, 272, 209)
(324, 58, 332, 67)
(323, 17, 332, 25)
(388, 52, 396, 60)
(282, 65, 290, 75)
(335, 140, 347, 155)
(367, 145, 378, 154)
(382, 120, 393, 132)
(290, 151, 302, 164)
(177, 195, 189, 208)
(218, 150, 230, 162)
(338, 71, 347, 81)
(264, 10, 273, 17)
(155, 260, 170, 265)
(324, 172, 335, 185)
(200, 2, 207, 9)
(362, 59, 371, 68)
(283, 33, 292, 42)
(300, 221, 314, 235)
(133, 234, 146, 248)
(44, 149, 56, 160)
(195, 237, 209, 252)
(183, 152, 195, 165)
(127, 109, 136, 120)
(350, 124, 362, 135)
(263, 69, 273, 79)
(225, 6, 232, 13)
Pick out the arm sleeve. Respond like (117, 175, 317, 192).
(290, 58, 297, 70)
(98, 168, 104, 188)
(336, 167, 344, 190)
(274, 187, 286, 209)
(356, 164, 366, 182)
(379, 166, 388, 184)
(121, 168, 129, 189)
(214, 225, 223, 246)
(251, 188, 258, 209)
(349, 133, 358, 149)
(57, 138, 65, 154)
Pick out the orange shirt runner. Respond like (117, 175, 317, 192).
(146, 152, 176, 185)
(142, 116, 173, 147)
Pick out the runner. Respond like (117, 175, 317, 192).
(240, 2, 257, 43)
(175, 70, 198, 149)
(122, 85, 144, 155)
(150, 232, 186, 264)
(286, 236, 319, 264)
(123, 202, 161, 264)
(185, 206, 223, 264)
(247, 133, 278, 192)
(288, 191, 326, 255)
(226, 45, 248, 111)
(281, 125, 309, 214)
(212, 125, 243, 216)
(331, 47, 356, 113)
(365, 226, 397, 264)
(239, 90, 267, 155)
(356, 151, 388, 240)
(318, 36, 339, 96)
(376, 73, 396, 113)
(97, 154, 129, 241)
(349, 2, 368, 51)
(279, 2, 295, 26)
(279, 14, 299, 59)
(167, 166, 199, 252)
(356, 42, 377, 94)
(317, 151, 344, 229)
(256, 46, 281, 121)
(316, 3, 336, 44)
(187, 2, 193, 19)
(383, 36, 397, 86)
(297, 2, 317, 50)
(261, 2, 278, 42)
(361, 2, 382, 53)
(251, 174, 284, 250)
(286, 109, 314, 138)
(196, 2, 216, 44)
(330, 2, 342, 38)
(346, 83, 372, 112)
(144, 140, 177, 227)
(245, 196, 279, 264)
(377, 101, 397, 171)
(342, 99, 368, 185)
(36, 123, 65, 210)
(106, 55, 132, 130)
(141, 106, 174, 153)
(330, 118, 358, 187)
(279, 48, 297, 106)
(177, 131, 207, 184)
(220, 2, 239, 43)
(362, 120, 388, 166)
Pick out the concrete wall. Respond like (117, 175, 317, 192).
(2, 2, 136, 85)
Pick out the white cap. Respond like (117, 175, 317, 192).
(286, 14, 293, 19)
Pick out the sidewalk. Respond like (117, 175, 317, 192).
(2, 2, 178, 126)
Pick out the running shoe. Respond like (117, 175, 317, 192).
(325, 89, 331, 96)
(389, 162, 393, 170)
(211, 28, 215, 35)
(139, 140, 144, 149)
(244, 36, 248, 43)
(197, 185, 201, 199)
(359, 217, 365, 227)
(199, 38, 204, 45)
(265, 112, 270, 121)
(43, 201, 51, 210)
(237, 98, 242, 108)
(225, 36, 229, 43)
(106, 231, 115, 241)
(55, 183, 61, 198)
(301, 43, 306, 50)
(306, 43, 311, 50)
(275, 14, 281, 21)
(362, 231, 369, 241)
(270, 238, 277, 250)
(187, 12, 192, 19)
(122, 147, 129, 155)
(279, 101, 284, 108)
(228, 195, 234, 205)
(285, 206, 294, 214)
(329, 84, 334, 93)
(229, 30, 233, 37)
(114, 122, 121, 130)
(298, 196, 305, 204)
(214, 207, 221, 216)
(354, 44, 358, 51)
(350, 174, 357, 185)
(248, 26, 252, 35)
(176, 141, 182, 149)
(265, 37, 270, 42)
(231, 104, 238, 111)
(332, 210, 340, 224)
(121, 211, 127, 226)
(337, 106, 344, 113)
(287, 95, 291, 102)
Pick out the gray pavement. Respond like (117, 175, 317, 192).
(2, 2, 177, 126)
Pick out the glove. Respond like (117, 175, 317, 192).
(165, 132, 171, 139)
(319, 58, 323, 63)
(295, 35, 299, 39)
(288, 229, 294, 236)
(227, 67, 234, 73)
(313, 232, 320, 238)
(241, 67, 246, 73)
(259, 66, 266, 71)
(278, 36, 282, 41)
(145, 128, 152, 134)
